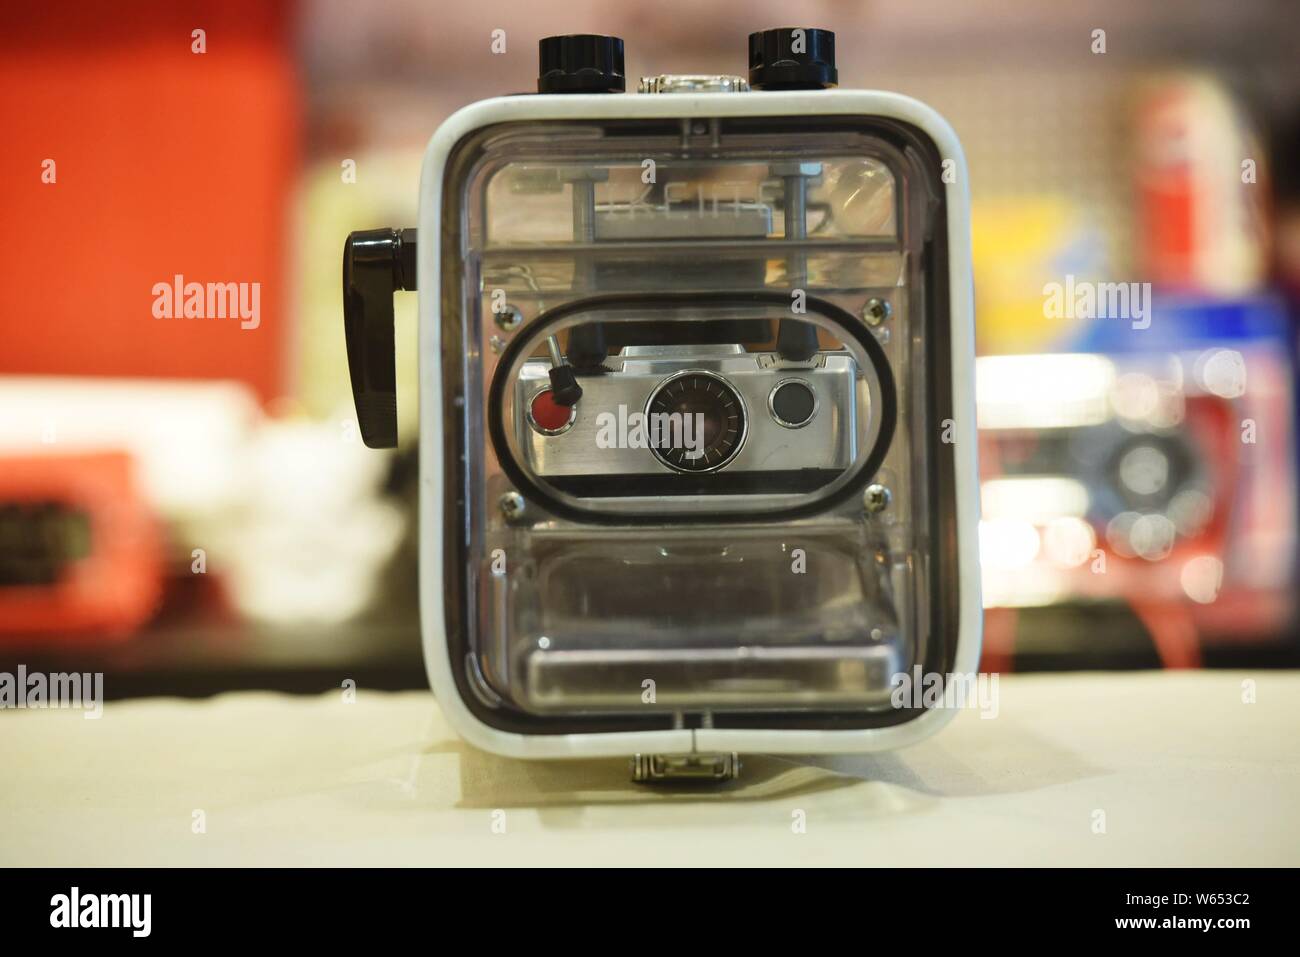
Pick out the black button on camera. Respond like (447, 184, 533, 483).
(769, 380, 817, 428)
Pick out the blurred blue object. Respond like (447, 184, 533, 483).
(1063, 292, 1292, 352)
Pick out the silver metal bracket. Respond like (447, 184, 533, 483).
(638, 75, 749, 94)
(631, 753, 742, 784)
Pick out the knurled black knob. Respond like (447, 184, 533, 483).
(538, 34, 625, 94)
(748, 28, 837, 90)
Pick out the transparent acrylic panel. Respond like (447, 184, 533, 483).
(442, 117, 943, 721)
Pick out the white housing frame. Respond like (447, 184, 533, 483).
(417, 90, 981, 758)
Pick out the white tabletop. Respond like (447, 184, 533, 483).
(3, 671, 1296, 866)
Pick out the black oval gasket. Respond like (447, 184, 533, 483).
(486, 290, 898, 526)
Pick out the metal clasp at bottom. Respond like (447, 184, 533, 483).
(631, 753, 741, 783)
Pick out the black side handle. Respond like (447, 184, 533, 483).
(342, 227, 417, 448)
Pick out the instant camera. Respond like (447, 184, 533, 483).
(342, 29, 980, 779)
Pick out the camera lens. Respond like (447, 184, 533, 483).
(646, 371, 746, 472)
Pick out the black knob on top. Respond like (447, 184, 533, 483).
(748, 28, 837, 90)
(538, 34, 625, 94)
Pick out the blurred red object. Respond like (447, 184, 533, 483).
(0, 1, 300, 403)
(0, 452, 164, 640)
(1134, 75, 1269, 296)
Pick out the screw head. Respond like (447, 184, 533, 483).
(499, 491, 526, 522)
(862, 298, 892, 326)
(863, 483, 892, 514)
(493, 303, 523, 332)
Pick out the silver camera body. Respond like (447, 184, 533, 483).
(514, 344, 859, 494)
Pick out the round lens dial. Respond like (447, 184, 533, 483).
(646, 371, 746, 473)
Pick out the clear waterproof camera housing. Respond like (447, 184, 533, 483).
(342, 29, 980, 768)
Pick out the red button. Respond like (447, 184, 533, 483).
(529, 389, 572, 433)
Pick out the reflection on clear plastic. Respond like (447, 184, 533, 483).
(502, 531, 905, 713)
(484, 158, 897, 246)
(823, 159, 897, 237)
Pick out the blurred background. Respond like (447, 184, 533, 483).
(2, 0, 1299, 697)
